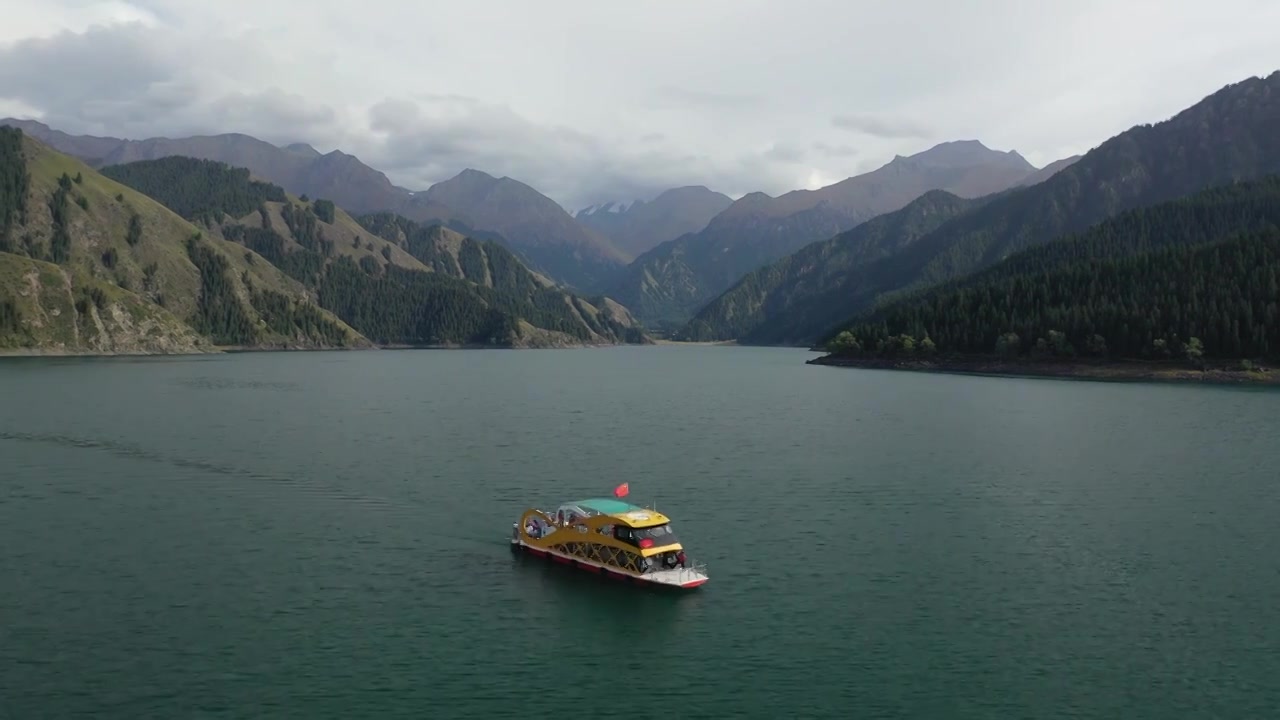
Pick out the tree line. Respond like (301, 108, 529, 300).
(185, 236, 258, 345)
(101, 157, 287, 225)
(280, 201, 333, 255)
(824, 177, 1280, 363)
(222, 223, 327, 287)
(0, 127, 29, 251)
(250, 287, 350, 346)
(48, 173, 73, 263)
(316, 257, 520, 345)
(0, 299, 21, 340)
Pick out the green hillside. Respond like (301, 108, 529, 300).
(96, 154, 649, 348)
(100, 156, 287, 225)
(351, 212, 648, 346)
(0, 129, 362, 353)
(817, 176, 1280, 363)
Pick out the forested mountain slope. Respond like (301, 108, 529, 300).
(680, 190, 985, 343)
(96, 156, 648, 348)
(695, 71, 1280, 346)
(0, 129, 361, 353)
(607, 140, 1038, 329)
(817, 176, 1280, 362)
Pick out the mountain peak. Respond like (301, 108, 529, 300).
(430, 168, 507, 195)
(1, 117, 50, 131)
(654, 185, 722, 201)
(420, 167, 630, 285)
(285, 142, 320, 157)
(458, 167, 499, 181)
(893, 139, 1031, 170)
(575, 186, 733, 258)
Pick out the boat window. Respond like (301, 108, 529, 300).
(626, 524, 679, 548)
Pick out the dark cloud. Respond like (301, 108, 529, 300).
(4, 1, 1279, 207)
(0, 20, 337, 146)
(0, 23, 176, 133)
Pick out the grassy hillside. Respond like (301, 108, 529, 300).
(817, 176, 1280, 363)
(98, 155, 650, 348)
(0, 251, 205, 353)
(352, 212, 649, 346)
(0, 129, 363, 353)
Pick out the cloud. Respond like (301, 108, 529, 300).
(831, 113, 932, 139)
(0, 20, 336, 144)
(3, 0, 1280, 208)
(762, 142, 806, 163)
(360, 96, 812, 208)
(813, 142, 858, 158)
(0, 24, 174, 129)
(651, 86, 761, 109)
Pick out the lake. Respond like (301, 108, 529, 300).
(1, 346, 1277, 718)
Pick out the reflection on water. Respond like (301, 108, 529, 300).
(175, 376, 303, 391)
(509, 550, 702, 643)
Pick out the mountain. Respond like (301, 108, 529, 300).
(0, 137, 649, 353)
(350, 211, 646, 345)
(606, 140, 1039, 329)
(418, 169, 628, 291)
(1, 120, 625, 291)
(680, 190, 986, 343)
(0, 119, 454, 221)
(104, 156, 649, 348)
(688, 70, 1280, 346)
(575, 186, 732, 257)
(817, 175, 1280, 363)
(0, 120, 124, 164)
(0, 129, 362, 353)
(1017, 155, 1082, 186)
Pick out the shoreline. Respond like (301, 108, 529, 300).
(806, 354, 1280, 386)
(0, 339, 651, 359)
(649, 338, 739, 346)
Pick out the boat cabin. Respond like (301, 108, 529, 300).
(516, 497, 693, 575)
(552, 498, 683, 553)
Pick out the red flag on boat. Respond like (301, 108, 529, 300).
(613, 482, 629, 498)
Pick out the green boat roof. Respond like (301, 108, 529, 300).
(574, 498, 644, 515)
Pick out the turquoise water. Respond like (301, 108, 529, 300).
(1, 346, 1277, 718)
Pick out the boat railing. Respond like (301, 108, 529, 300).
(671, 557, 708, 581)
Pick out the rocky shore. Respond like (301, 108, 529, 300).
(806, 354, 1279, 386)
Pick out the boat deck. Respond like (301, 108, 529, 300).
(511, 536, 708, 589)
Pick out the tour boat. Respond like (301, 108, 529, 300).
(509, 484, 708, 590)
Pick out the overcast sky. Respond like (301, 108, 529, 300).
(2, 0, 1278, 210)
